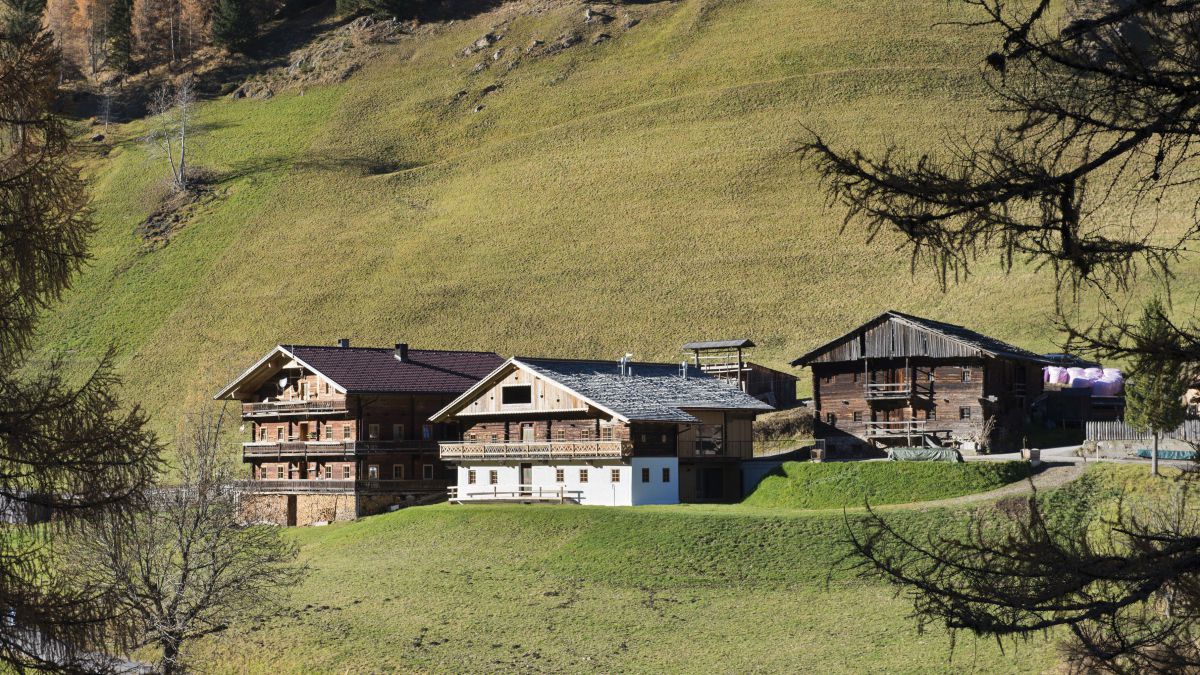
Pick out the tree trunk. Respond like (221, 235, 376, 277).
(1152, 432, 1160, 477)
(161, 637, 180, 675)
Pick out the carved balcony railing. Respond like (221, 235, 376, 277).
(242, 440, 440, 458)
(439, 440, 631, 461)
(241, 400, 349, 417)
(238, 479, 451, 494)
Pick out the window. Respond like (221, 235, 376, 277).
(554, 428, 565, 442)
(961, 368, 972, 383)
(579, 469, 589, 483)
(323, 381, 330, 394)
(641, 467, 650, 483)
(580, 428, 593, 441)
(600, 426, 613, 441)
(959, 406, 972, 420)
(490, 433, 500, 443)
(467, 470, 476, 485)
(826, 412, 837, 426)
(276, 466, 284, 479)
(276, 427, 284, 440)
(555, 468, 564, 483)
(423, 464, 434, 480)
(928, 409, 936, 421)
(611, 468, 621, 483)
(393, 465, 404, 479)
(260, 467, 267, 479)
(324, 425, 333, 441)
(342, 424, 351, 440)
(852, 410, 863, 422)
(259, 426, 266, 441)
(368, 424, 380, 440)
(823, 374, 835, 384)
(852, 371, 860, 383)
(422, 424, 433, 441)
(343, 465, 351, 479)
(468, 432, 477, 442)
(367, 465, 379, 479)
(662, 467, 671, 482)
(393, 424, 404, 441)
(324, 465, 332, 479)
(301, 382, 310, 399)
(489, 470, 498, 485)
(501, 385, 533, 405)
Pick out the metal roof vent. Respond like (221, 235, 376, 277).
(395, 343, 409, 361)
(337, 338, 350, 348)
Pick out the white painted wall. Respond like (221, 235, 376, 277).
(630, 457, 679, 505)
(452, 459, 681, 506)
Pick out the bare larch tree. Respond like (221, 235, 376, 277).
(0, 19, 161, 674)
(801, 0, 1200, 671)
(70, 408, 303, 675)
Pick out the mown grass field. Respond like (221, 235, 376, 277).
(743, 459, 1031, 509)
(35, 0, 1200, 437)
(196, 502, 1059, 673)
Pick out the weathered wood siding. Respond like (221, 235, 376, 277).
(457, 368, 592, 416)
(805, 316, 985, 364)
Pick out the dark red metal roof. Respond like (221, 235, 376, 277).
(286, 345, 503, 394)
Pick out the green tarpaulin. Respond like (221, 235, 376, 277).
(1135, 449, 1197, 461)
(888, 447, 964, 463)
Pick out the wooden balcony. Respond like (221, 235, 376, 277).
(242, 440, 440, 458)
(864, 383, 933, 401)
(238, 479, 450, 494)
(448, 484, 581, 504)
(241, 400, 348, 417)
(439, 440, 631, 461)
(865, 420, 931, 438)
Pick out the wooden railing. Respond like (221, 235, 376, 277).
(439, 440, 630, 461)
(864, 383, 933, 401)
(242, 440, 439, 458)
(241, 400, 348, 416)
(239, 479, 450, 494)
(448, 484, 581, 503)
(865, 420, 930, 437)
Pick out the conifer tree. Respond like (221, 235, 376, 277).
(108, 0, 133, 71)
(211, 0, 256, 52)
(1124, 299, 1188, 477)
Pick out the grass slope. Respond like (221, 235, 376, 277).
(197, 503, 1057, 673)
(36, 0, 1200, 433)
(743, 460, 1032, 509)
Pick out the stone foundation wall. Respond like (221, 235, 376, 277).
(239, 490, 443, 526)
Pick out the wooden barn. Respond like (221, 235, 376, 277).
(682, 339, 799, 408)
(791, 311, 1051, 454)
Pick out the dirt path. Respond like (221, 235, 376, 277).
(882, 461, 1086, 511)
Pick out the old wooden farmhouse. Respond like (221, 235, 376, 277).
(431, 356, 774, 505)
(792, 311, 1051, 454)
(214, 340, 503, 525)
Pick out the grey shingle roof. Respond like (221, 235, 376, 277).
(287, 345, 504, 394)
(682, 339, 755, 350)
(516, 358, 774, 423)
(884, 311, 1050, 363)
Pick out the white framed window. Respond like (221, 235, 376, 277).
(342, 465, 351, 479)
(468, 470, 476, 485)
(276, 427, 283, 440)
(961, 368, 972, 383)
(276, 466, 284, 479)
(324, 425, 333, 440)
(324, 465, 332, 479)
(259, 426, 266, 441)
(342, 424, 352, 440)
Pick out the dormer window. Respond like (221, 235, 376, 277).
(501, 385, 533, 406)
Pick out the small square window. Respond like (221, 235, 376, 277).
(641, 467, 650, 483)
(342, 424, 351, 440)
(959, 406, 972, 420)
(468, 432, 477, 442)
(579, 469, 589, 483)
(555, 468, 564, 483)
(276, 466, 284, 479)
(423, 464, 434, 480)
(468, 470, 476, 485)
(611, 468, 621, 483)
(489, 470, 498, 485)
(342, 465, 351, 479)
(490, 433, 500, 443)
(662, 467, 671, 482)
(961, 368, 972, 383)
(852, 411, 863, 422)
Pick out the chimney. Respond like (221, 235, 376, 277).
(337, 338, 350, 348)
(395, 343, 409, 361)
